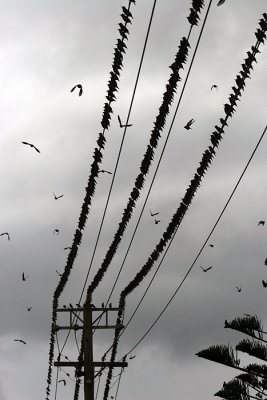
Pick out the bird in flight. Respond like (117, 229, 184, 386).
(118, 115, 133, 128)
(208, 244, 214, 248)
(27, 306, 32, 311)
(154, 219, 160, 225)
(14, 339, 26, 344)
(54, 229, 59, 235)
(53, 192, 64, 200)
(22, 273, 29, 281)
(258, 220, 265, 226)
(59, 379, 66, 386)
(211, 84, 218, 91)
(217, 0, 225, 5)
(236, 286, 242, 293)
(22, 141, 40, 153)
(200, 266, 212, 272)
(70, 84, 83, 96)
(129, 355, 136, 360)
(262, 280, 267, 288)
(56, 270, 62, 277)
(0, 232, 10, 240)
(150, 209, 159, 217)
(99, 169, 112, 175)
(184, 118, 195, 130)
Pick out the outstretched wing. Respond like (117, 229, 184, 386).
(22, 141, 30, 146)
(33, 145, 40, 153)
(70, 85, 76, 93)
(217, 0, 225, 5)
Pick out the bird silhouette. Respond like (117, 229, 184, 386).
(70, 84, 83, 96)
(184, 118, 195, 130)
(53, 192, 64, 200)
(211, 84, 218, 91)
(14, 339, 26, 344)
(208, 244, 214, 248)
(59, 379, 66, 386)
(122, 6, 133, 18)
(0, 232, 10, 240)
(236, 286, 242, 293)
(262, 280, 267, 288)
(118, 115, 133, 128)
(22, 141, 40, 153)
(54, 229, 59, 235)
(56, 270, 62, 277)
(99, 169, 112, 175)
(69, 303, 73, 308)
(129, 355, 136, 360)
(63, 305, 67, 309)
(27, 306, 32, 311)
(258, 220, 265, 226)
(64, 247, 71, 250)
(76, 303, 81, 308)
(200, 266, 212, 272)
(154, 219, 160, 224)
(22, 273, 29, 281)
(101, 302, 105, 308)
(109, 303, 112, 308)
(265, 258, 267, 266)
(217, 0, 225, 5)
(150, 209, 159, 217)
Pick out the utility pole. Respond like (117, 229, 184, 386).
(54, 304, 128, 400)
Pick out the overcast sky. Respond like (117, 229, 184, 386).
(1, 1, 267, 400)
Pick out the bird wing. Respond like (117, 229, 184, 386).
(70, 86, 76, 92)
(22, 141, 30, 146)
(33, 145, 40, 153)
(118, 115, 122, 127)
(22, 273, 25, 280)
(206, 267, 212, 271)
(217, 0, 225, 5)
(79, 87, 83, 96)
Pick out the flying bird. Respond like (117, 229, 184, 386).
(211, 84, 218, 91)
(64, 247, 71, 250)
(27, 307, 32, 311)
(22, 141, 40, 153)
(53, 192, 64, 200)
(22, 273, 29, 281)
(262, 280, 267, 288)
(217, 0, 225, 5)
(236, 286, 242, 293)
(14, 339, 26, 344)
(129, 355, 136, 360)
(70, 84, 83, 96)
(59, 379, 66, 386)
(184, 118, 195, 130)
(150, 209, 159, 217)
(99, 169, 112, 175)
(0, 232, 10, 240)
(200, 266, 212, 272)
(208, 244, 214, 248)
(118, 115, 133, 128)
(54, 229, 59, 235)
(154, 219, 160, 225)
(56, 270, 62, 277)
(258, 220, 265, 226)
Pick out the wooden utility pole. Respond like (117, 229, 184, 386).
(54, 304, 128, 400)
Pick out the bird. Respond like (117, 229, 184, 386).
(59, 379, 66, 386)
(27, 306, 32, 311)
(265, 258, 267, 266)
(236, 286, 242, 293)
(262, 280, 267, 288)
(56, 270, 62, 277)
(243, 313, 251, 317)
(208, 244, 214, 248)
(22, 273, 29, 281)
(200, 266, 213, 272)
(54, 229, 59, 235)
(150, 209, 159, 217)
(53, 192, 64, 200)
(69, 303, 73, 308)
(258, 220, 265, 226)
(184, 118, 195, 130)
(118, 115, 133, 128)
(101, 302, 105, 308)
(70, 84, 83, 96)
(14, 339, 26, 344)
(211, 84, 218, 91)
(63, 305, 67, 309)
(64, 247, 71, 250)
(109, 303, 112, 308)
(154, 219, 160, 224)
(0, 232, 10, 240)
(76, 303, 81, 308)
(22, 141, 40, 153)
(217, 0, 225, 5)
(99, 169, 112, 175)
(129, 355, 136, 360)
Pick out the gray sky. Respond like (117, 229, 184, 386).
(1, 1, 267, 400)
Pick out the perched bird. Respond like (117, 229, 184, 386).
(101, 302, 105, 308)
(14, 339, 26, 344)
(211, 84, 218, 91)
(27, 306, 32, 311)
(69, 303, 73, 308)
(22, 141, 40, 153)
(91, 304, 96, 308)
(64, 247, 71, 250)
(154, 219, 160, 225)
(258, 220, 265, 226)
(56, 270, 62, 277)
(70, 84, 83, 96)
(53, 192, 64, 200)
(200, 266, 212, 272)
(0, 232, 10, 240)
(63, 305, 67, 309)
(109, 303, 112, 308)
(76, 303, 81, 308)
(208, 244, 214, 248)
(236, 286, 242, 293)
(262, 280, 267, 288)
(22, 273, 29, 281)
(129, 355, 136, 360)
(184, 118, 195, 130)
(59, 379, 66, 386)
(99, 169, 112, 175)
(150, 209, 159, 217)
(217, 0, 225, 5)
(54, 229, 59, 235)
(118, 115, 133, 128)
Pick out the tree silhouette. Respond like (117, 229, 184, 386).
(196, 315, 267, 400)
